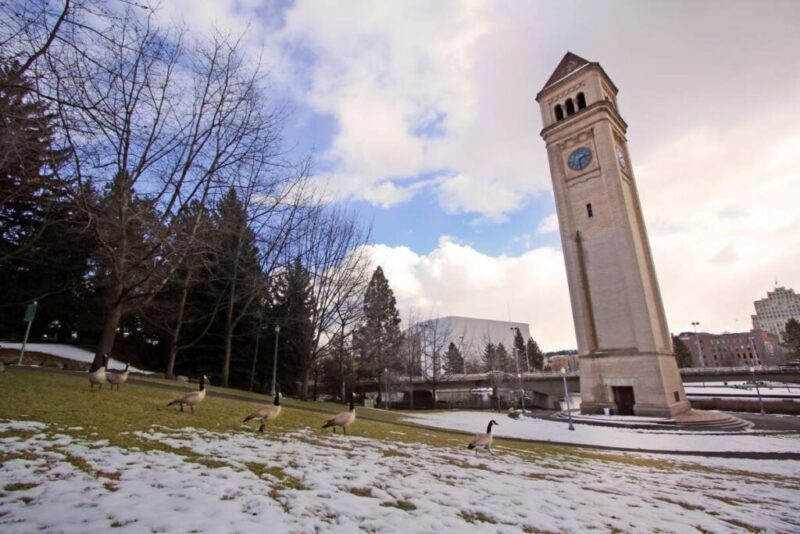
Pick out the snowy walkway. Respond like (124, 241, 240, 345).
(1, 420, 799, 533)
(0, 343, 150, 374)
(402, 411, 800, 454)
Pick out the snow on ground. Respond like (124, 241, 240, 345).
(1, 420, 799, 533)
(402, 411, 800, 453)
(0, 343, 150, 374)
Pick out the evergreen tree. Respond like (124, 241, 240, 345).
(272, 257, 314, 396)
(481, 342, 496, 372)
(672, 335, 694, 368)
(206, 188, 264, 387)
(496, 343, 511, 373)
(445, 342, 464, 375)
(783, 318, 800, 360)
(526, 337, 545, 371)
(513, 329, 527, 371)
(0, 61, 92, 339)
(353, 266, 403, 382)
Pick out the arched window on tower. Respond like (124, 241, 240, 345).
(554, 104, 564, 121)
(577, 92, 587, 109)
(565, 98, 575, 116)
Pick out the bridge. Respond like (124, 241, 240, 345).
(358, 366, 800, 409)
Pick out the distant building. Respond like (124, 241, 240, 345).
(410, 316, 530, 369)
(751, 286, 800, 339)
(545, 350, 579, 372)
(678, 329, 786, 368)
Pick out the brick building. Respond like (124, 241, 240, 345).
(678, 329, 786, 368)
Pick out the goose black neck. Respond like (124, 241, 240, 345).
(199, 375, 205, 390)
(124, 363, 129, 372)
(273, 391, 280, 406)
(486, 421, 495, 433)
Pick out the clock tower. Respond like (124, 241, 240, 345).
(536, 52, 689, 417)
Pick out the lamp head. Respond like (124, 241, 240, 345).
(560, 367, 566, 375)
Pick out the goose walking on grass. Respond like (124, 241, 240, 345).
(322, 393, 356, 435)
(88, 354, 109, 391)
(467, 420, 499, 456)
(243, 390, 282, 432)
(167, 374, 208, 413)
(107, 362, 129, 391)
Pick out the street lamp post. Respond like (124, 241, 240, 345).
(561, 367, 575, 431)
(691, 321, 704, 367)
(510, 327, 525, 412)
(384, 367, 389, 410)
(749, 366, 766, 416)
(270, 325, 280, 396)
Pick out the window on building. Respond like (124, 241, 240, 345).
(566, 98, 575, 115)
(586, 203, 593, 218)
(554, 104, 564, 121)
(577, 92, 587, 109)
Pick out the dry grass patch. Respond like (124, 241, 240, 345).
(459, 510, 496, 524)
(381, 499, 416, 511)
(3, 482, 38, 492)
(349, 487, 374, 498)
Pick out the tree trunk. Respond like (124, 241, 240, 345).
(221, 275, 237, 387)
(91, 284, 123, 371)
(165, 269, 193, 378)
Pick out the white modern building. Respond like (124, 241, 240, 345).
(751, 286, 800, 339)
(410, 316, 530, 364)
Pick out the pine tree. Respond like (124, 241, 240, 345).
(273, 257, 314, 396)
(513, 329, 527, 371)
(211, 188, 264, 387)
(0, 61, 92, 339)
(526, 337, 545, 371)
(496, 343, 510, 373)
(783, 319, 800, 360)
(672, 335, 694, 368)
(353, 267, 404, 382)
(482, 342, 497, 372)
(445, 342, 464, 375)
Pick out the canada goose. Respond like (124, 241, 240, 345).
(507, 407, 522, 419)
(243, 390, 282, 432)
(88, 354, 109, 391)
(167, 374, 208, 413)
(321, 393, 356, 435)
(467, 420, 499, 456)
(107, 362, 129, 391)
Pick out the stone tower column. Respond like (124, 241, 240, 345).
(536, 52, 689, 417)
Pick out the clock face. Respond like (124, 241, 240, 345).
(567, 147, 592, 171)
(615, 145, 627, 169)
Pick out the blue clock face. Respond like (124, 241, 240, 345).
(567, 147, 592, 171)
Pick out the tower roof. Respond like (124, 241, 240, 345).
(542, 52, 591, 90)
(536, 52, 618, 102)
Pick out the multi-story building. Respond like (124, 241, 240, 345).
(751, 286, 800, 339)
(678, 329, 786, 368)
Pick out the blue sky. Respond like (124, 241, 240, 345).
(159, 0, 800, 350)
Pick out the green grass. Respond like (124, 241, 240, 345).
(0, 368, 553, 455)
(3, 367, 788, 485)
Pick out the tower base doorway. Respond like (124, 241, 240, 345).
(612, 386, 636, 415)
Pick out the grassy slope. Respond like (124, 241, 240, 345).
(0, 368, 549, 454)
(3, 368, 773, 479)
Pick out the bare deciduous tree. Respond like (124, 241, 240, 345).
(41, 6, 297, 370)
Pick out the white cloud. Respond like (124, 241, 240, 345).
(268, 0, 546, 216)
(535, 213, 559, 235)
(637, 110, 800, 336)
(363, 237, 575, 350)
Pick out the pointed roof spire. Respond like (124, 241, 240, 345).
(542, 52, 591, 90)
